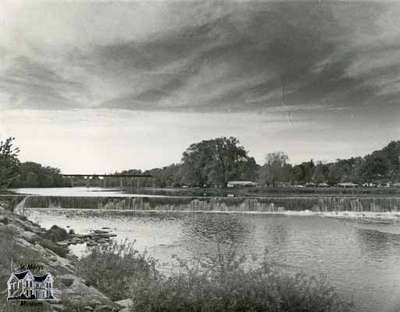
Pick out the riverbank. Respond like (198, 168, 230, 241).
(0, 199, 126, 312)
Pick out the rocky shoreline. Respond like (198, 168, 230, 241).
(0, 199, 129, 312)
(57, 229, 117, 247)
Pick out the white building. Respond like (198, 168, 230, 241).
(337, 182, 358, 188)
(227, 181, 257, 188)
(7, 270, 54, 301)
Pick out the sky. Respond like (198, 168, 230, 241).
(1, 0, 400, 173)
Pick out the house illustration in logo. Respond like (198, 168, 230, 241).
(7, 270, 55, 301)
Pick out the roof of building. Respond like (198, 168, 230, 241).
(14, 271, 30, 280)
(9, 270, 51, 282)
(337, 182, 358, 186)
(34, 274, 49, 282)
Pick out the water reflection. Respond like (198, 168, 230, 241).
(182, 213, 249, 244)
(266, 221, 288, 247)
(357, 228, 400, 262)
(180, 213, 252, 263)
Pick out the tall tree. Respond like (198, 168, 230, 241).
(291, 160, 315, 184)
(259, 152, 290, 186)
(0, 137, 20, 189)
(181, 137, 256, 187)
(312, 161, 328, 183)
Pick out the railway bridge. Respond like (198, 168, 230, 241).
(61, 173, 153, 188)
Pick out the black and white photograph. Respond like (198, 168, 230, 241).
(1, 0, 400, 311)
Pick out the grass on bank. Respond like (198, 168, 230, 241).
(78, 241, 353, 312)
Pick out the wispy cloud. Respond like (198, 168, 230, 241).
(0, 0, 399, 121)
(0, 56, 85, 109)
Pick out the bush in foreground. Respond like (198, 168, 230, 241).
(79, 242, 352, 312)
(131, 258, 352, 312)
(77, 240, 158, 301)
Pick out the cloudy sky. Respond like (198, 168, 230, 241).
(1, 0, 400, 173)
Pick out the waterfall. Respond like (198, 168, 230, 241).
(14, 196, 31, 215)
(11, 195, 400, 213)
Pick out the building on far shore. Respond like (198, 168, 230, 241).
(337, 182, 359, 188)
(7, 270, 54, 301)
(227, 181, 257, 188)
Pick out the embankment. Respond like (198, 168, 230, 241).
(0, 199, 123, 312)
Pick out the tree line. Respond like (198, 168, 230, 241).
(126, 137, 400, 188)
(1, 136, 400, 189)
(0, 137, 66, 189)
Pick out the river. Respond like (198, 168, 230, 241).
(13, 187, 400, 312)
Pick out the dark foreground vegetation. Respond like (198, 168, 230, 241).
(78, 241, 353, 312)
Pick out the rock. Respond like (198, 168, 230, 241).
(43, 225, 69, 242)
(115, 298, 133, 308)
(21, 230, 38, 242)
(88, 299, 102, 306)
(94, 305, 115, 312)
(96, 238, 110, 244)
(84, 306, 94, 311)
(48, 254, 58, 262)
(93, 229, 110, 234)
(115, 298, 132, 312)
(60, 277, 74, 287)
(93, 233, 117, 239)
(0, 215, 8, 224)
(60, 273, 111, 303)
(52, 304, 66, 312)
(71, 236, 83, 244)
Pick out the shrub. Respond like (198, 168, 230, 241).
(42, 225, 69, 242)
(38, 238, 69, 258)
(77, 240, 158, 301)
(130, 254, 353, 312)
(78, 240, 352, 312)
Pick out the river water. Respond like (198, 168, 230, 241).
(14, 187, 400, 312)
